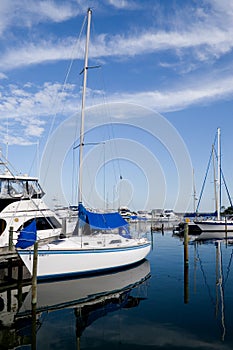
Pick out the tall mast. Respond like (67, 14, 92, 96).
(212, 144, 218, 215)
(192, 168, 197, 213)
(78, 8, 92, 205)
(217, 127, 221, 220)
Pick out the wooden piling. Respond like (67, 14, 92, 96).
(184, 223, 189, 266)
(161, 223, 164, 235)
(61, 218, 67, 238)
(31, 241, 38, 305)
(225, 216, 228, 241)
(9, 226, 14, 251)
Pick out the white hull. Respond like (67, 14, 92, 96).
(17, 259, 150, 316)
(18, 235, 151, 280)
(195, 220, 233, 232)
(194, 219, 233, 240)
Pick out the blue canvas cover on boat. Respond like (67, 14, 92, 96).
(78, 203, 129, 231)
(184, 211, 217, 218)
(16, 219, 37, 249)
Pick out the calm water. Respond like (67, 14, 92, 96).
(1, 227, 233, 349)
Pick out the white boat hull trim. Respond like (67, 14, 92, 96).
(18, 236, 151, 280)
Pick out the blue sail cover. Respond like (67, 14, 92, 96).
(78, 203, 129, 230)
(184, 211, 217, 218)
(16, 219, 37, 249)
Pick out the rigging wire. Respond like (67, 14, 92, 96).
(213, 147, 233, 208)
(196, 131, 218, 214)
(196, 244, 216, 307)
(71, 15, 126, 210)
(42, 14, 87, 188)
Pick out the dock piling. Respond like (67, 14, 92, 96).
(184, 223, 189, 266)
(9, 226, 13, 251)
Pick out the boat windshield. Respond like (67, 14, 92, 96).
(0, 178, 44, 199)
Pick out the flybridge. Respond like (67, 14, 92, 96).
(0, 175, 44, 200)
(0, 154, 44, 200)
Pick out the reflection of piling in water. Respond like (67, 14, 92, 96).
(184, 223, 189, 304)
(216, 242, 226, 341)
(31, 241, 38, 305)
(31, 303, 37, 350)
(184, 263, 189, 304)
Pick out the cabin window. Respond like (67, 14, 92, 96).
(109, 239, 122, 244)
(18, 216, 61, 232)
(0, 219, 6, 235)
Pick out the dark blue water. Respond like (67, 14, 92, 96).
(2, 229, 233, 349)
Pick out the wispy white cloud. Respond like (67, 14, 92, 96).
(0, 72, 7, 80)
(0, 38, 79, 71)
(107, 74, 233, 113)
(0, 25, 231, 72)
(1, 68, 232, 146)
(107, 0, 139, 10)
(1, 0, 233, 147)
(0, 0, 232, 72)
(0, 0, 81, 36)
(0, 81, 77, 145)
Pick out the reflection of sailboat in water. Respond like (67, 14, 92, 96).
(215, 241, 226, 341)
(195, 241, 230, 341)
(15, 260, 150, 345)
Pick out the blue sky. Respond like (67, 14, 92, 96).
(0, 0, 233, 213)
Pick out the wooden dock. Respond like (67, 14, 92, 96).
(0, 249, 31, 290)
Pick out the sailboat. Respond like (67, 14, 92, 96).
(195, 128, 233, 239)
(16, 8, 151, 280)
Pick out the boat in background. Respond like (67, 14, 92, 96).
(0, 154, 64, 250)
(16, 8, 151, 279)
(194, 128, 233, 238)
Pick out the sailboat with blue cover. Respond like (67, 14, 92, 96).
(16, 8, 151, 280)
